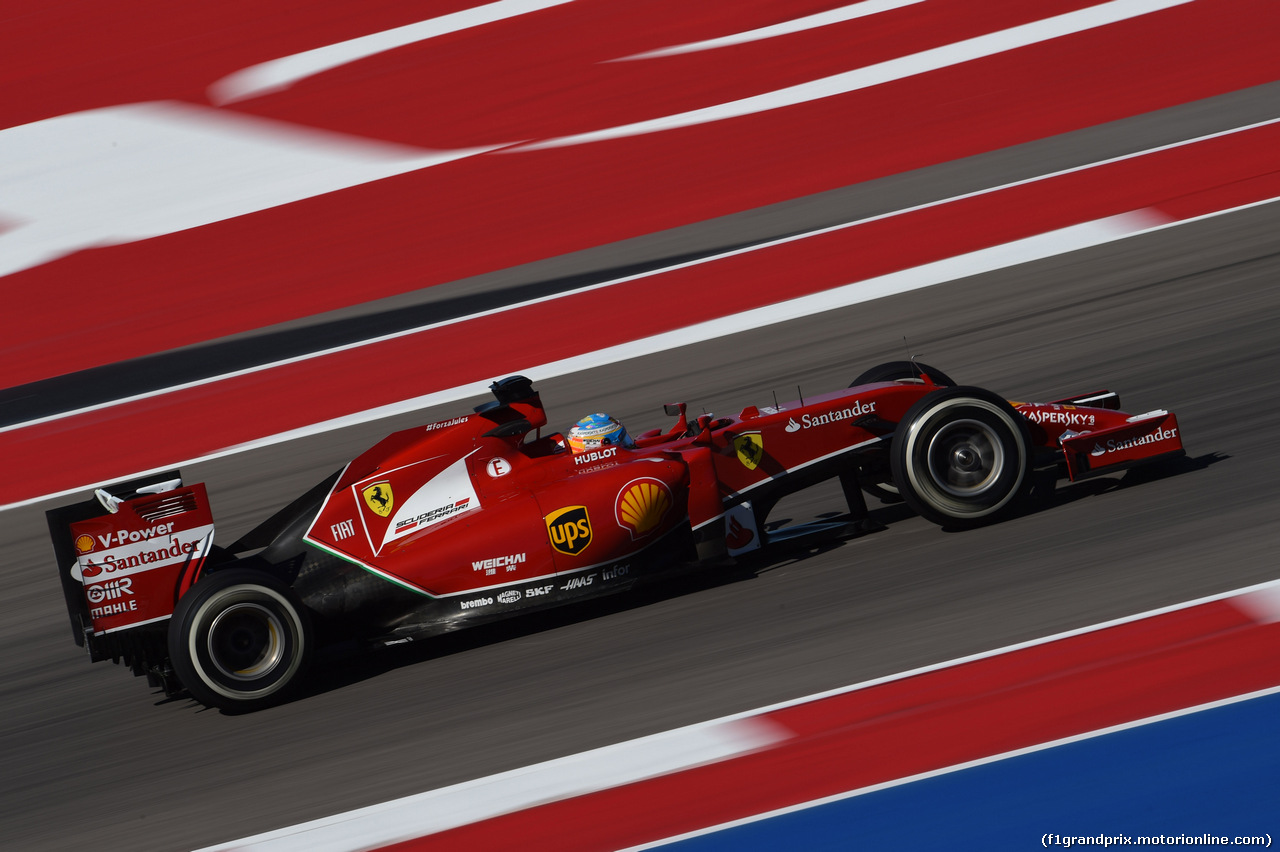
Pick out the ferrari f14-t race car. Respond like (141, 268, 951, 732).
(48, 364, 1185, 711)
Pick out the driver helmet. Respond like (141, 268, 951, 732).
(568, 413, 634, 454)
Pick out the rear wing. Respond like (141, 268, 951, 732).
(47, 471, 215, 666)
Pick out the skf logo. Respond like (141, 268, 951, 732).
(546, 506, 592, 556)
(616, 479, 672, 540)
(362, 482, 394, 517)
(733, 433, 764, 470)
(73, 534, 95, 555)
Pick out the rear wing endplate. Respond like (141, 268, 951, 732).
(47, 471, 215, 647)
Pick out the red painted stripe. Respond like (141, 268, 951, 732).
(4, 123, 1277, 506)
(4, 0, 1276, 386)
(376, 601, 1280, 851)
(233, 0, 1103, 147)
(0, 0, 1104, 132)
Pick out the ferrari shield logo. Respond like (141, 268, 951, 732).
(362, 482, 394, 517)
(733, 433, 764, 470)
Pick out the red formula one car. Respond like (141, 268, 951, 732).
(47, 364, 1184, 711)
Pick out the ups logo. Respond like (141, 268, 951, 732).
(546, 505, 592, 556)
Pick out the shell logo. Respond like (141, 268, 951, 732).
(73, 534, 95, 555)
(616, 479, 673, 540)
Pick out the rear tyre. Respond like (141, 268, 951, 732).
(851, 361, 957, 389)
(168, 569, 312, 712)
(890, 387, 1031, 527)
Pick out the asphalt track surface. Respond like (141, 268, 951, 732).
(3, 84, 1279, 851)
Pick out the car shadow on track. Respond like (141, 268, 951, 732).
(1011, 451, 1228, 525)
(181, 511, 907, 713)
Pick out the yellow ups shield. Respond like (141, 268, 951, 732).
(546, 505, 592, 555)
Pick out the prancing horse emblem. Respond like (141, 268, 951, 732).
(733, 433, 764, 471)
(362, 482, 394, 517)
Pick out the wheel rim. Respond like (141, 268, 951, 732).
(206, 602, 286, 681)
(924, 418, 1004, 499)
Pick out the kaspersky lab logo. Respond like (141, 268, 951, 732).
(546, 506, 592, 555)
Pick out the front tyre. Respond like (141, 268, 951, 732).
(852, 362, 957, 503)
(890, 387, 1031, 528)
(168, 569, 312, 712)
(851, 361, 957, 389)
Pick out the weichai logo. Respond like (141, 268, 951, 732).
(546, 506, 592, 556)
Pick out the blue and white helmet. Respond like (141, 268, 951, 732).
(568, 413, 633, 454)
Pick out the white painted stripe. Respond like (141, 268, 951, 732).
(619, 0, 927, 60)
(208, 0, 575, 104)
(191, 717, 786, 852)
(624, 685, 1280, 851)
(203, 575, 1280, 852)
(10, 116, 1277, 439)
(0, 102, 492, 279)
(0, 0, 1205, 282)
(6, 1, 571, 279)
(6, 194, 1278, 514)
(521, 0, 1193, 149)
(1233, 584, 1280, 624)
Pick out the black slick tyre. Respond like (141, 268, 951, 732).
(852, 362, 957, 503)
(890, 386, 1031, 528)
(168, 569, 312, 712)
(851, 361, 957, 389)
